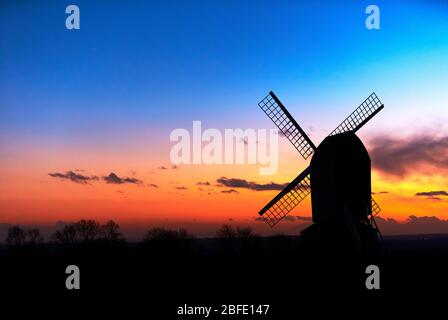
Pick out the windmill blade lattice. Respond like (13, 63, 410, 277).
(329, 93, 384, 136)
(259, 167, 311, 227)
(258, 91, 316, 160)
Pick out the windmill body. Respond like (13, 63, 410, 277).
(257, 91, 384, 256)
(310, 132, 371, 225)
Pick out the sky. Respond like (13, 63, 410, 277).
(1, 0, 448, 239)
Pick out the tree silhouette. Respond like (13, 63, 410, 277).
(6, 226, 26, 246)
(52, 219, 126, 245)
(26, 229, 44, 245)
(143, 227, 192, 241)
(216, 225, 257, 238)
(216, 224, 237, 238)
(236, 227, 257, 238)
(5, 226, 44, 246)
(101, 220, 124, 242)
(76, 219, 100, 241)
(52, 223, 79, 245)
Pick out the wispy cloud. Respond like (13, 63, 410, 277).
(370, 134, 448, 177)
(415, 190, 448, 197)
(415, 190, 448, 201)
(221, 189, 239, 194)
(103, 172, 142, 184)
(217, 177, 288, 191)
(49, 171, 98, 184)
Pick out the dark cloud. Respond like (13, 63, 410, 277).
(217, 177, 288, 191)
(158, 166, 168, 170)
(176, 186, 188, 190)
(49, 171, 98, 184)
(103, 172, 142, 184)
(370, 134, 448, 177)
(375, 215, 448, 235)
(415, 191, 448, 197)
(171, 165, 179, 169)
(197, 181, 211, 186)
(372, 191, 389, 195)
(415, 191, 448, 202)
(221, 189, 239, 194)
(148, 183, 158, 188)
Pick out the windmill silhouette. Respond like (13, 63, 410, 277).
(258, 91, 384, 255)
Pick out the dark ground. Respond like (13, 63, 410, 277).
(1, 234, 448, 297)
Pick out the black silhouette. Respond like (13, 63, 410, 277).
(258, 91, 384, 256)
(6, 226, 44, 247)
(2, 222, 448, 296)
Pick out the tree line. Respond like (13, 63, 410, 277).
(3, 219, 258, 247)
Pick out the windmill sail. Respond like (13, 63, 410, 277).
(329, 93, 384, 136)
(370, 196, 381, 216)
(258, 92, 384, 227)
(258, 91, 316, 160)
(259, 167, 311, 227)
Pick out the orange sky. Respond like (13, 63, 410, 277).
(1, 133, 447, 237)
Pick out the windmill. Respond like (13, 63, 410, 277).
(258, 91, 384, 255)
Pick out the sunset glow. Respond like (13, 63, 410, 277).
(1, 1, 448, 238)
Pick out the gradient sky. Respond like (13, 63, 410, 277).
(1, 0, 448, 238)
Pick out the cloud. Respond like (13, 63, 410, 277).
(148, 183, 159, 188)
(171, 165, 179, 169)
(415, 191, 448, 197)
(103, 172, 142, 184)
(176, 186, 188, 190)
(415, 190, 448, 202)
(158, 166, 168, 170)
(375, 215, 448, 235)
(370, 134, 448, 177)
(221, 189, 239, 194)
(217, 177, 288, 191)
(197, 181, 211, 186)
(372, 191, 389, 195)
(49, 171, 98, 184)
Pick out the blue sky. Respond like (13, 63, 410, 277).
(0, 0, 447, 146)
